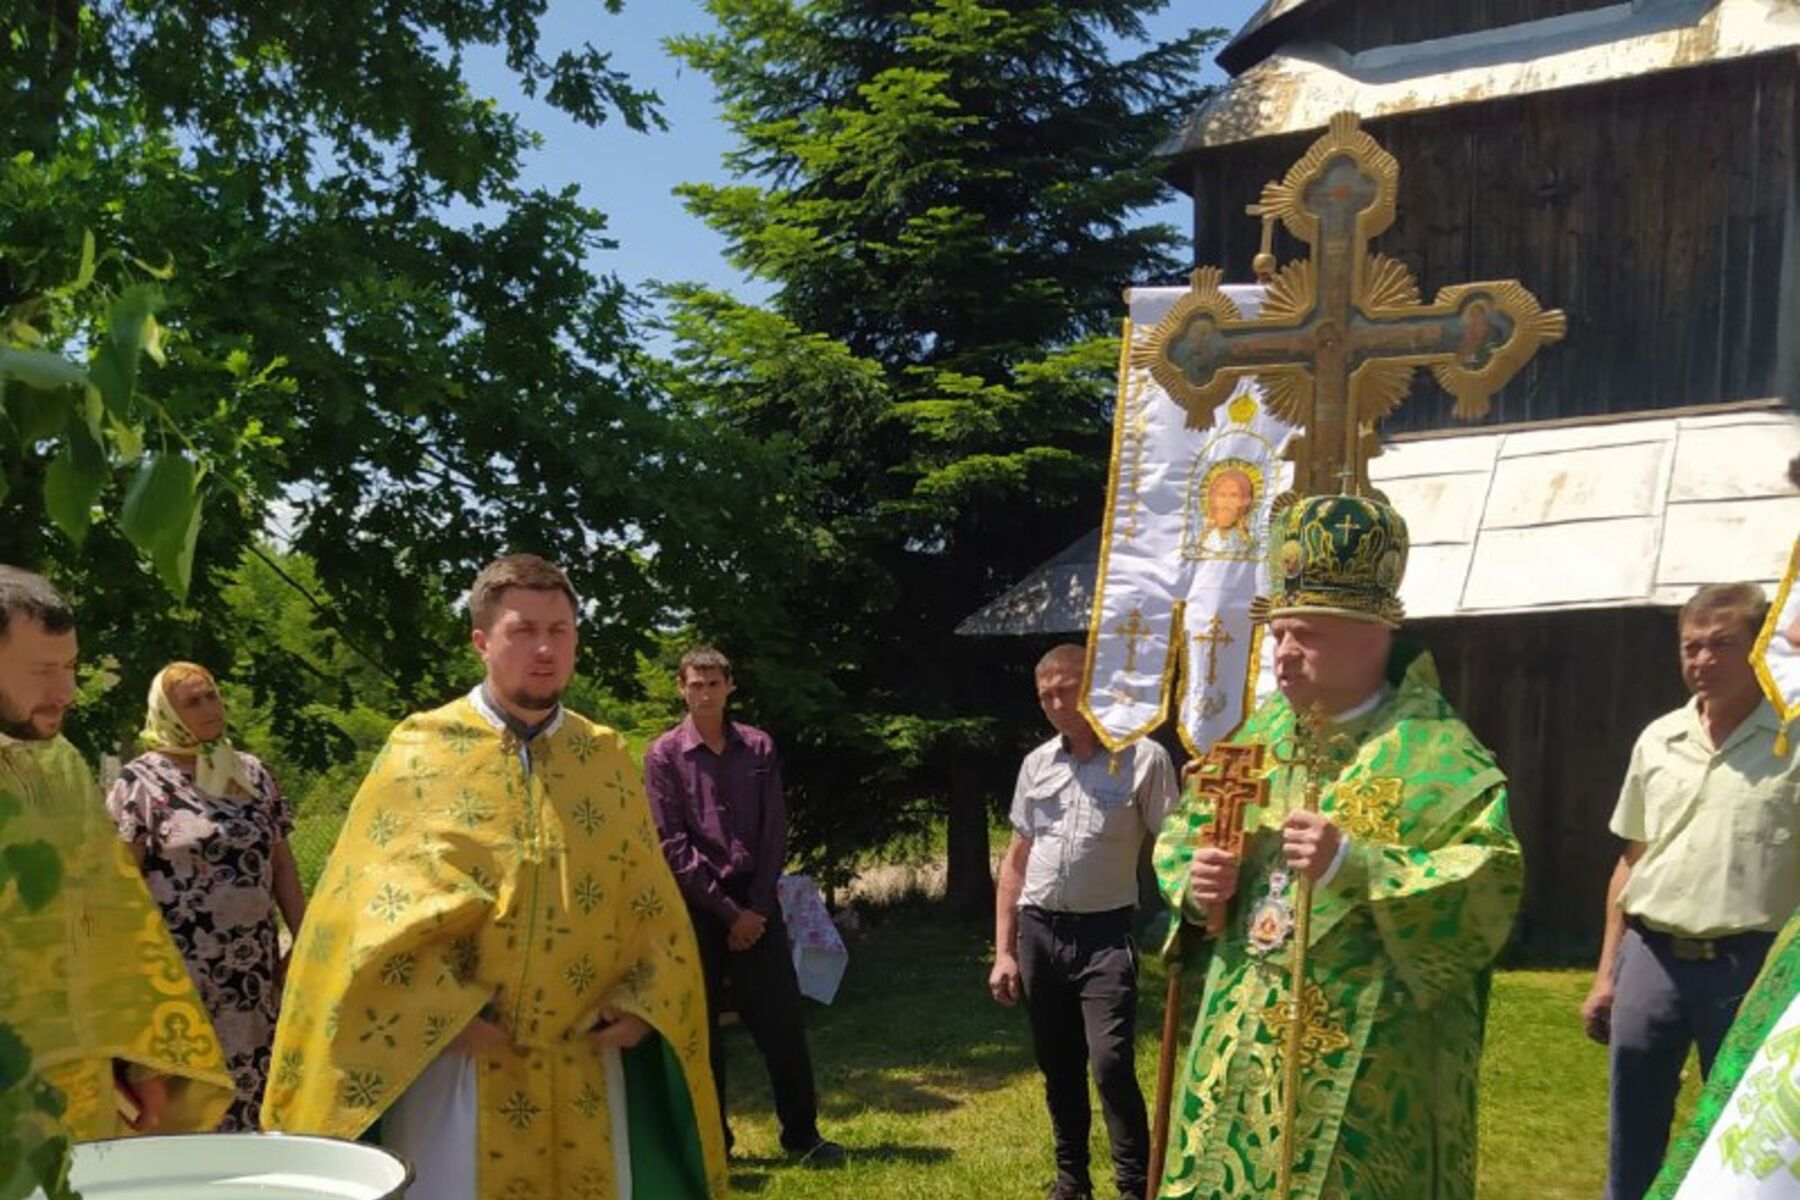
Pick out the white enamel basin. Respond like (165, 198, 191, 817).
(41, 1134, 411, 1199)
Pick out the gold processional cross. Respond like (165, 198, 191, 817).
(1262, 706, 1361, 1199)
(1134, 111, 1567, 496)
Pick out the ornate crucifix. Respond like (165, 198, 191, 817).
(1134, 112, 1566, 496)
(1113, 608, 1153, 672)
(1149, 740, 1269, 1200)
(1188, 741, 1266, 938)
(1192, 614, 1235, 687)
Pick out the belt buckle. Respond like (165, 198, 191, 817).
(1672, 937, 1715, 962)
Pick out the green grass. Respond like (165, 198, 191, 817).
(715, 910, 1699, 1199)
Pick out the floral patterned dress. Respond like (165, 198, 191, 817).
(105, 750, 292, 1131)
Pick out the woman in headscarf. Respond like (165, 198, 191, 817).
(104, 662, 307, 1131)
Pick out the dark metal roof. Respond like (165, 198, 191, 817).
(1216, 0, 1335, 75)
(954, 529, 1099, 637)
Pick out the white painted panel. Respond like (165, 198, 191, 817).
(1398, 542, 1475, 620)
(1463, 518, 1660, 610)
(1497, 419, 1677, 459)
(1372, 434, 1502, 480)
(1675, 407, 1791, 431)
(1667, 423, 1800, 502)
(1484, 442, 1671, 528)
(1382, 473, 1488, 545)
(1657, 497, 1800, 586)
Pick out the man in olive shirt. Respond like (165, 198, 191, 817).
(989, 644, 1177, 1200)
(1583, 582, 1800, 1200)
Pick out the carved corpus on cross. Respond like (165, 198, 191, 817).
(1134, 111, 1566, 496)
(1188, 741, 1267, 938)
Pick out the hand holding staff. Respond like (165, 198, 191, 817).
(1147, 743, 1265, 1200)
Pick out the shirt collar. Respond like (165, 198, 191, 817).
(676, 715, 738, 754)
(470, 685, 563, 743)
(1674, 695, 1780, 752)
(1333, 685, 1391, 725)
(1055, 733, 1112, 768)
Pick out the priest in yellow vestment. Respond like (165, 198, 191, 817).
(0, 565, 234, 1140)
(264, 554, 728, 1200)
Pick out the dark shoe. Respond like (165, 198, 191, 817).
(787, 1136, 846, 1167)
(1043, 1182, 1094, 1200)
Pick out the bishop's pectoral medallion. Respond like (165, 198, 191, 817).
(1245, 866, 1297, 959)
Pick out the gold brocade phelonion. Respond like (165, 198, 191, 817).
(0, 733, 235, 1139)
(261, 697, 728, 1200)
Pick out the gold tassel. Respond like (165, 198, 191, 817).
(1778, 723, 1791, 758)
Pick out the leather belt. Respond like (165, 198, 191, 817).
(1626, 915, 1772, 963)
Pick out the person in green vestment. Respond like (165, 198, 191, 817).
(1152, 495, 1524, 1200)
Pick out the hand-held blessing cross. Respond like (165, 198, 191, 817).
(1189, 741, 1265, 937)
(1147, 741, 1268, 1200)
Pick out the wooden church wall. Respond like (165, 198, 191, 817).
(1182, 55, 1798, 435)
(1409, 607, 1688, 958)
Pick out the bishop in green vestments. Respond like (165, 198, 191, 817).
(1153, 495, 1524, 1200)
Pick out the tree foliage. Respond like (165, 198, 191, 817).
(1, 0, 683, 758)
(662, 0, 1221, 905)
(210, 544, 689, 890)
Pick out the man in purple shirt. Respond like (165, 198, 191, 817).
(644, 646, 842, 1166)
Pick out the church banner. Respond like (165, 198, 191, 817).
(1753, 535, 1800, 754)
(1081, 285, 1294, 755)
(1668, 987, 1800, 1199)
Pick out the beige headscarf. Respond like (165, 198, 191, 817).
(140, 663, 258, 799)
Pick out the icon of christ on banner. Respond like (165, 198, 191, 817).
(1187, 460, 1262, 562)
(1081, 285, 1294, 756)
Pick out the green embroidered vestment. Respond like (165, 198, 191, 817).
(1152, 647, 1523, 1200)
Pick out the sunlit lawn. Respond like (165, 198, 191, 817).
(718, 909, 1696, 1200)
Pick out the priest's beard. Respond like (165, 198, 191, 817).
(495, 681, 565, 717)
(0, 690, 54, 741)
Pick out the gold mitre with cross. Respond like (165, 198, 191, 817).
(1136, 112, 1565, 626)
(1134, 111, 1566, 502)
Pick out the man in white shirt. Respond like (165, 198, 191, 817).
(989, 644, 1178, 1200)
(1582, 582, 1800, 1200)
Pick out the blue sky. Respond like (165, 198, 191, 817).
(459, 1, 1263, 305)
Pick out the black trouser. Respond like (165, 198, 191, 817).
(1605, 921, 1776, 1200)
(1017, 905, 1149, 1199)
(690, 905, 822, 1151)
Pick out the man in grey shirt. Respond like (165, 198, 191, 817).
(990, 644, 1178, 1200)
